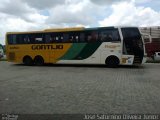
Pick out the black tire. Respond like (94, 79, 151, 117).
(34, 56, 44, 66)
(23, 56, 33, 66)
(105, 56, 120, 68)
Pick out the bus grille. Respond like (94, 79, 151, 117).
(8, 52, 15, 61)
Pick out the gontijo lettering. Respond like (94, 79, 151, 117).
(31, 45, 63, 50)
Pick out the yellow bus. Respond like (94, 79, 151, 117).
(6, 27, 147, 67)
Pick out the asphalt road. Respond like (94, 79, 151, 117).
(0, 62, 160, 114)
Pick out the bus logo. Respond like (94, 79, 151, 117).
(31, 45, 63, 50)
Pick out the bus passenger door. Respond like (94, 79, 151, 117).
(121, 28, 144, 64)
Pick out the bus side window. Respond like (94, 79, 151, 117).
(85, 32, 89, 42)
(45, 34, 52, 43)
(24, 35, 30, 44)
(100, 29, 120, 42)
(53, 33, 63, 43)
(7, 34, 17, 44)
(63, 33, 69, 43)
(75, 35, 79, 42)
(86, 31, 98, 42)
(112, 29, 120, 41)
(12, 35, 17, 44)
(16, 34, 21, 44)
(14, 34, 29, 44)
(80, 33, 85, 42)
(54, 36, 60, 42)
(68, 32, 75, 43)
(100, 31, 113, 42)
(34, 34, 44, 44)
(50, 33, 55, 43)
(55, 36, 58, 42)
(45, 33, 57, 43)
(68, 32, 80, 43)
(69, 35, 74, 42)
(90, 31, 98, 42)
(29, 34, 35, 44)
(60, 36, 64, 42)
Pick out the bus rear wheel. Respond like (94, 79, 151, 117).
(23, 56, 33, 66)
(34, 56, 44, 66)
(105, 56, 120, 68)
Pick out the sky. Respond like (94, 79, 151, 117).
(0, 0, 160, 45)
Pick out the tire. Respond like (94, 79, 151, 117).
(23, 56, 33, 66)
(34, 56, 44, 66)
(105, 56, 120, 68)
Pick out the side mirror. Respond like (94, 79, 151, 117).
(141, 33, 152, 44)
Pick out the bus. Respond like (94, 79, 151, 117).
(5, 27, 147, 67)
(0, 44, 4, 59)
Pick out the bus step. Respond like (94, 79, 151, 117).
(133, 56, 141, 64)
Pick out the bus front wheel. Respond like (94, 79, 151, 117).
(105, 56, 120, 68)
(23, 56, 33, 66)
(34, 56, 44, 66)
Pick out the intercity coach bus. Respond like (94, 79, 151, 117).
(5, 27, 147, 67)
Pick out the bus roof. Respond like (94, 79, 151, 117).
(7, 27, 85, 34)
(6, 26, 139, 35)
(44, 27, 85, 32)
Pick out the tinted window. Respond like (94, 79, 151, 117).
(67, 32, 80, 43)
(34, 34, 44, 43)
(17, 34, 30, 44)
(7, 34, 17, 44)
(122, 28, 141, 40)
(80, 33, 85, 42)
(7, 28, 121, 44)
(28, 33, 44, 44)
(44, 32, 71, 43)
(122, 28, 143, 54)
(99, 28, 120, 42)
(45, 34, 52, 43)
(85, 31, 98, 42)
(62, 33, 69, 42)
(61, 32, 86, 43)
(51, 33, 63, 43)
(121, 28, 143, 46)
(44, 33, 55, 43)
(7, 34, 45, 44)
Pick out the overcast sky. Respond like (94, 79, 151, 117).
(0, 0, 160, 44)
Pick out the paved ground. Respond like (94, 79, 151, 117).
(0, 62, 160, 114)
